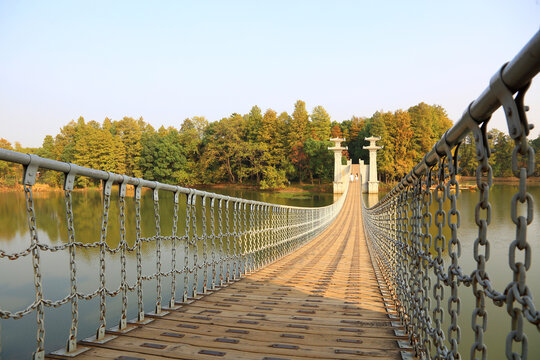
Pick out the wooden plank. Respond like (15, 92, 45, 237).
(76, 331, 402, 359)
(129, 323, 402, 349)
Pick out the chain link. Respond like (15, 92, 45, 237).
(169, 190, 179, 308)
(502, 83, 536, 360)
(134, 184, 145, 322)
(191, 193, 198, 297)
(64, 188, 79, 351)
(24, 184, 45, 359)
(118, 180, 128, 329)
(97, 176, 113, 340)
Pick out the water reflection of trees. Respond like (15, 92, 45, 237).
(0, 187, 334, 261)
(0, 191, 28, 242)
(1, 189, 192, 257)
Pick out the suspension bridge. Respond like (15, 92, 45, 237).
(1, 30, 540, 360)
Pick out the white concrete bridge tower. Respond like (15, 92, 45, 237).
(328, 138, 349, 193)
(363, 136, 382, 194)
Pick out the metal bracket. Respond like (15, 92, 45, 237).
(102, 173, 114, 197)
(119, 175, 128, 198)
(490, 63, 532, 141)
(134, 181, 142, 200)
(187, 189, 196, 206)
(174, 187, 180, 204)
(153, 183, 159, 202)
(467, 102, 491, 167)
(64, 164, 80, 191)
(23, 154, 42, 186)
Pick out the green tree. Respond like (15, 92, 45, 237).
(309, 105, 331, 141)
(54, 117, 86, 163)
(110, 117, 146, 178)
(74, 120, 126, 184)
(0, 139, 18, 186)
(489, 129, 513, 177)
(37, 135, 62, 186)
(178, 116, 208, 185)
(200, 114, 247, 183)
(139, 127, 187, 184)
(457, 134, 477, 176)
(245, 106, 263, 142)
(345, 116, 371, 164)
(531, 134, 540, 176)
(304, 139, 333, 183)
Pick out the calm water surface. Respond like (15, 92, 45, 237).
(1, 185, 539, 358)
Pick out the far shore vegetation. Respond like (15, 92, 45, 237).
(1, 100, 539, 191)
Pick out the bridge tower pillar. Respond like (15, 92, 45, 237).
(363, 136, 382, 194)
(328, 138, 348, 194)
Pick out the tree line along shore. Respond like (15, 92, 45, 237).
(1, 100, 539, 190)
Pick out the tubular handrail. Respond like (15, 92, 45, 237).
(0, 148, 341, 210)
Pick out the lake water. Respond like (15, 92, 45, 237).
(0, 185, 538, 358)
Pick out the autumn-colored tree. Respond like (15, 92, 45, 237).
(289, 100, 309, 147)
(287, 100, 311, 181)
(330, 124, 342, 138)
(258, 109, 288, 188)
(408, 102, 452, 163)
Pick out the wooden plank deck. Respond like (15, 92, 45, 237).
(48, 165, 410, 360)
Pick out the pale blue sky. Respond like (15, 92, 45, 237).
(1, 0, 539, 147)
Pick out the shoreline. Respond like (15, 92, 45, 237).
(0, 182, 334, 194)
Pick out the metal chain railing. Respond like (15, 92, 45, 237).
(363, 30, 540, 359)
(0, 150, 349, 358)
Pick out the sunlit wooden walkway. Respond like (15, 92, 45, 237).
(49, 165, 410, 360)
